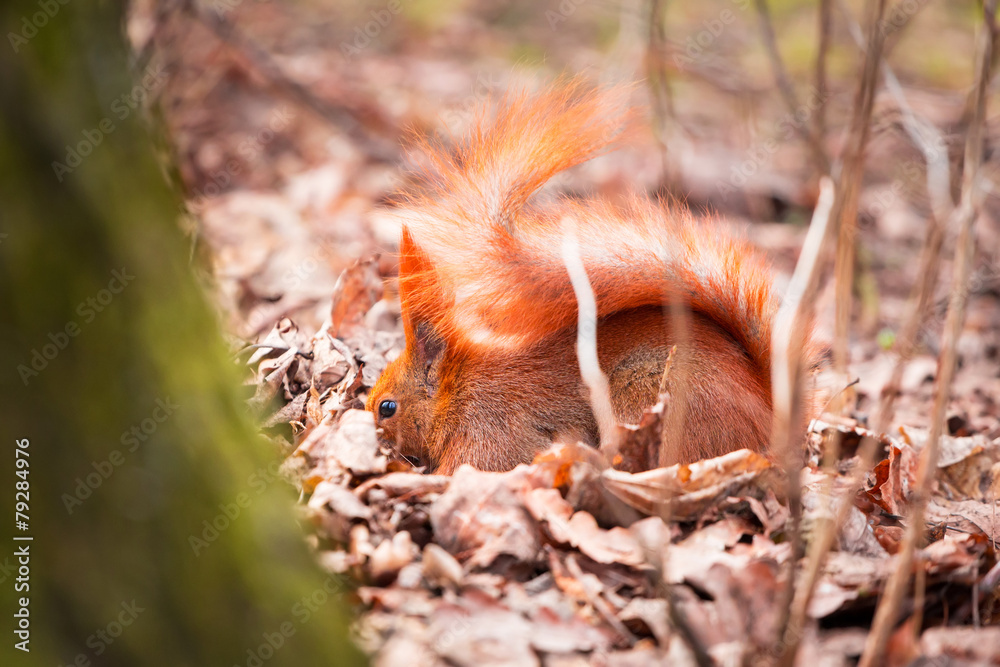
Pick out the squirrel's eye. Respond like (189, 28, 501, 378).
(378, 400, 397, 419)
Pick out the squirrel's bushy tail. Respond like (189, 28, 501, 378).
(396, 78, 778, 385)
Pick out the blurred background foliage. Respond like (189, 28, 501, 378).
(0, 1, 362, 665)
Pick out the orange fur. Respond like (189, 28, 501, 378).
(366, 79, 819, 474)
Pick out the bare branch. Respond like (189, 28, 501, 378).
(830, 0, 888, 387)
(753, 0, 830, 175)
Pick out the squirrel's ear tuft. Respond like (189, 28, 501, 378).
(398, 225, 447, 393)
(413, 322, 446, 380)
(398, 225, 444, 323)
(404, 320, 444, 397)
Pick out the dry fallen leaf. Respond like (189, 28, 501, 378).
(330, 256, 384, 343)
(370, 531, 418, 583)
(421, 543, 464, 589)
(524, 488, 647, 567)
(920, 626, 1000, 662)
(297, 409, 387, 478)
(355, 472, 450, 502)
(601, 449, 779, 520)
(429, 465, 542, 570)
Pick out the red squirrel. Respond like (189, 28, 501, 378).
(366, 79, 819, 474)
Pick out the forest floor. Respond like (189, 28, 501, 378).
(132, 0, 1000, 664)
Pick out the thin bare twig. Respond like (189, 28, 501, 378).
(659, 295, 693, 468)
(664, 586, 714, 667)
(830, 0, 888, 389)
(647, 0, 675, 180)
(753, 0, 830, 175)
(772, 177, 836, 458)
(875, 212, 949, 428)
(771, 178, 835, 665)
(813, 0, 832, 154)
(561, 217, 622, 460)
(913, 564, 927, 637)
(859, 3, 997, 662)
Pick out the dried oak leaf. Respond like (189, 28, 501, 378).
(872, 525, 904, 555)
(618, 598, 670, 645)
(700, 560, 783, 649)
(261, 390, 308, 428)
(921, 532, 987, 582)
(669, 583, 736, 648)
(811, 418, 897, 460)
(296, 409, 387, 479)
(603, 645, 670, 665)
(308, 332, 351, 393)
(526, 604, 614, 654)
(530, 442, 647, 529)
(662, 517, 760, 586)
(898, 425, 992, 467)
(429, 465, 542, 570)
(370, 530, 418, 584)
(801, 471, 886, 557)
(866, 444, 920, 516)
(805, 551, 890, 617)
(601, 449, 779, 520)
(808, 551, 895, 619)
(248, 346, 298, 413)
(247, 317, 309, 366)
(355, 472, 450, 503)
(936, 434, 1000, 501)
(306, 479, 371, 543)
(373, 630, 437, 667)
(926, 497, 1000, 544)
(421, 542, 464, 588)
(808, 578, 861, 619)
(425, 594, 611, 667)
(920, 626, 1000, 663)
(330, 256, 384, 343)
(799, 628, 867, 664)
(744, 490, 789, 537)
(822, 551, 892, 591)
(426, 605, 537, 667)
(523, 488, 647, 567)
(870, 432, 1000, 528)
(614, 399, 667, 473)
